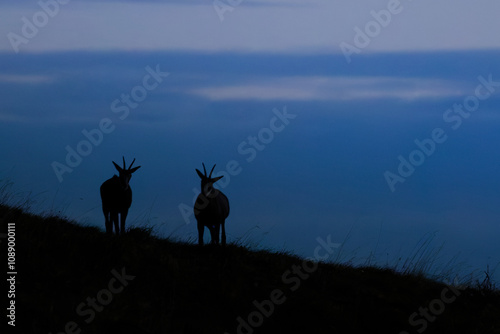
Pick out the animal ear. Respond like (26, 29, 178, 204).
(112, 161, 123, 173)
(196, 169, 205, 179)
(129, 166, 141, 173)
(212, 175, 224, 182)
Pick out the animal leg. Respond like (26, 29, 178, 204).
(221, 221, 226, 246)
(197, 221, 204, 246)
(103, 209, 112, 235)
(111, 212, 119, 235)
(120, 209, 129, 235)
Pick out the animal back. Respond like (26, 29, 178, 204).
(100, 176, 133, 210)
(194, 191, 229, 220)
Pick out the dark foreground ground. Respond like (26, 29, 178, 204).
(2, 204, 500, 334)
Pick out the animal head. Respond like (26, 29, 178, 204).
(196, 163, 223, 197)
(112, 156, 141, 190)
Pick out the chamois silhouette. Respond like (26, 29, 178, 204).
(194, 163, 230, 245)
(100, 157, 141, 235)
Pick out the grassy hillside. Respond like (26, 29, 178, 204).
(2, 203, 500, 334)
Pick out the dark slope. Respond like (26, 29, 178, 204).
(2, 204, 500, 334)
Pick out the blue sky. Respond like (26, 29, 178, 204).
(1, 0, 500, 282)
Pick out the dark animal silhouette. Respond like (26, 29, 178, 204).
(194, 163, 230, 245)
(100, 157, 141, 235)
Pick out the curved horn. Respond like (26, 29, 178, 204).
(128, 158, 136, 169)
(209, 164, 216, 178)
(202, 163, 207, 177)
(122, 156, 126, 169)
